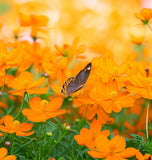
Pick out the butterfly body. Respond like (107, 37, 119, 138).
(61, 63, 91, 96)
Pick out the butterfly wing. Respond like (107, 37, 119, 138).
(61, 63, 92, 95)
(75, 62, 91, 85)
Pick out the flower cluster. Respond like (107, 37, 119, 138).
(0, 0, 152, 159)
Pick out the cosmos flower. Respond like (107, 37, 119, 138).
(0, 115, 35, 136)
(74, 119, 110, 148)
(0, 147, 17, 160)
(8, 71, 48, 96)
(22, 96, 66, 122)
(87, 135, 137, 159)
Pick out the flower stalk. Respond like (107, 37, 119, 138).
(14, 93, 25, 120)
(11, 133, 15, 154)
(146, 100, 150, 139)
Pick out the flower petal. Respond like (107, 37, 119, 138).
(0, 147, 7, 159)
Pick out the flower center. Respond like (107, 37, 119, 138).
(40, 100, 49, 106)
(13, 120, 20, 127)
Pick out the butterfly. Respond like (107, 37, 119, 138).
(61, 63, 92, 96)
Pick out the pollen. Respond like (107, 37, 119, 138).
(40, 100, 49, 106)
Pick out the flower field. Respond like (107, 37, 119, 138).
(1, 0, 152, 160)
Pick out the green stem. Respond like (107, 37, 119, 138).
(0, 71, 6, 96)
(0, 133, 7, 144)
(14, 94, 25, 120)
(146, 101, 150, 139)
(26, 92, 30, 102)
(11, 133, 15, 154)
(48, 130, 67, 155)
(44, 122, 47, 141)
(39, 123, 42, 160)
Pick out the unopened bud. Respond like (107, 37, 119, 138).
(5, 141, 11, 147)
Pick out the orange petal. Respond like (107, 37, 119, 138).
(110, 135, 126, 153)
(16, 130, 35, 136)
(19, 72, 34, 84)
(100, 130, 110, 138)
(0, 147, 7, 159)
(54, 44, 63, 55)
(116, 147, 138, 158)
(45, 109, 66, 119)
(9, 90, 24, 96)
(87, 150, 108, 159)
(28, 77, 45, 88)
(27, 87, 48, 95)
(47, 97, 63, 111)
(18, 123, 33, 131)
(136, 151, 144, 160)
(29, 97, 42, 110)
(90, 119, 102, 133)
(2, 155, 17, 160)
(95, 134, 110, 153)
(51, 83, 62, 96)
(74, 134, 88, 145)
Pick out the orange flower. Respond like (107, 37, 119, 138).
(78, 104, 110, 124)
(127, 62, 152, 99)
(136, 151, 152, 160)
(92, 56, 130, 84)
(0, 115, 35, 136)
(10, 41, 32, 72)
(22, 96, 66, 122)
(0, 147, 17, 160)
(54, 37, 85, 60)
(124, 99, 152, 137)
(0, 74, 14, 87)
(74, 119, 110, 148)
(90, 80, 135, 113)
(0, 41, 19, 73)
(19, 13, 49, 37)
(8, 71, 48, 96)
(73, 89, 110, 124)
(135, 8, 152, 23)
(87, 135, 137, 159)
(46, 57, 72, 85)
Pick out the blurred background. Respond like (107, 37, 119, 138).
(0, 0, 152, 63)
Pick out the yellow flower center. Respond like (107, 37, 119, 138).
(40, 100, 49, 106)
(113, 67, 119, 77)
(110, 90, 117, 98)
(13, 120, 20, 127)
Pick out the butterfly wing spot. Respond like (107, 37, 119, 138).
(85, 63, 91, 71)
(61, 77, 75, 95)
